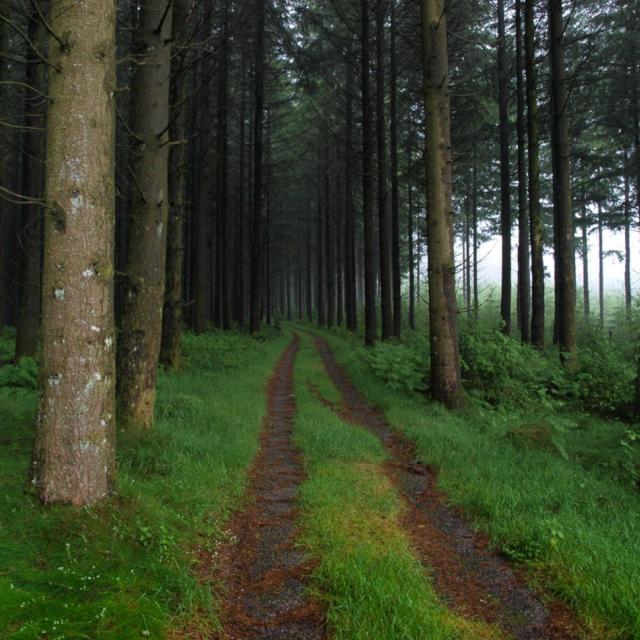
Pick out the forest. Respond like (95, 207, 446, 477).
(0, 0, 639, 638)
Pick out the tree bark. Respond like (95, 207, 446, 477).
(377, 0, 393, 341)
(249, 0, 265, 334)
(33, 0, 116, 504)
(117, 0, 173, 428)
(344, 55, 357, 332)
(548, 0, 576, 367)
(161, 0, 188, 370)
(390, 0, 401, 338)
(581, 203, 590, 321)
(361, 0, 377, 346)
(598, 203, 604, 328)
(422, 0, 464, 408)
(498, 0, 512, 335)
(515, 0, 530, 343)
(525, 0, 545, 349)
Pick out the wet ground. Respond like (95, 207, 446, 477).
(311, 334, 583, 640)
(212, 334, 326, 640)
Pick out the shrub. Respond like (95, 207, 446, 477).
(0, 356, 39, 390)
(365, 338, 428, 395)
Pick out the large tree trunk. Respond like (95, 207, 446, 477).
(408, 159, 416, 331)
(498, 0, 512, 335)
(390, 0, 401, 338)
(515, 0, 530, 343)
(548, 0, 576, 367)
(161, 0, 188, 370)
(117, 0, 173, 428)
(361, 0, 377, 346)
(525, 0, 545, 349)
(15, 9, 46, 360)
(32, 0, 116, 505)
(249, 0, 265, 334)
(422, 0, 464, 408)
(376, 0, 393, 341)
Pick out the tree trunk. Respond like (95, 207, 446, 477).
(498, 0, 512, 335)
(218, 0, 232, 331)
(624, 166, 632, 315)
(408, 162, 416, 330)
(118, 0, 173, 428)
(361, 0, 377, 346)
(525, 0, 545, 349)
(390, 0, 401, 338)
(548, 0, 576, 367)
(581, 204, 590, 321)
(249, 0, 265, 334)
(325, 161, 335, 328)
(422, 0, 464, 408)
(15, 9, 45, 360)
(160, 0, 188, 370)
(33, 0, 116, 504)
(377, 0, 393, 341)
(317, 184, 326, 327)
(598, 203, 604, 328)
(515, 0, 530, 343)
(344, 55, 357, 332)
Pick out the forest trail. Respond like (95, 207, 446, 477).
(212, 334, 326, 640)
(310, 334, 582, 640)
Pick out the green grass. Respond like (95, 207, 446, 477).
(293, 333, 500, 640)
(316, 327, 640, 639)
(0, 329, 289, 640)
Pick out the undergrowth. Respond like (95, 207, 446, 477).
(0, 329, 287, 639)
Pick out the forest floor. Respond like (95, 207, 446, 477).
(0, 327, 638, 639)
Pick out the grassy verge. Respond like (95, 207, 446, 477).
(316, 327, 640, 639)
(293, 333, 500, 640)
(0, 329, 288, 639)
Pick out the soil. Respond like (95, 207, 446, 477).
(311, 334, 585, 640)
(211, 334, 327, 640)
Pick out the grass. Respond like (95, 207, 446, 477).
(316, 327, 640, 640)
(0, 329, 289, 640)
(292, 333, 501, 640)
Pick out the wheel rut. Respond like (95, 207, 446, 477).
(213, 334, 326, 640)
(311, 334, 583, 640)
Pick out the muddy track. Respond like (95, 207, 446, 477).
(311, 334, 583, 640)
(213, 334, 326, 640)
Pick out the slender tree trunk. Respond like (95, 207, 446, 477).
(515, 0, 530, 342)
(235, 53, 248, 328)
(161, 0, 188, 369)
(408, 165, 416, 330)
(317, 180, 326, 327)
(390, 0, 401, 337)
(344, 56, 358, 332)
(548, 0, 576, 367)
(361, 0, 377, 346)
(337, 174, 344, 326)
(472, 160, 479, 317)
(118, 0, 173, 428)
(33, 0, 116, 504)
(422, 0, 464, 408)
(306, 213, 313, 322)
(581, 204, 590, 321)
(498, 0, 512, 335)
(0, 17, 8, 333)
(15, 10, 45, 360)
(376, 0, 393, 340)
(525, 0, 545, 349)
(249, 0, 265, 334)
(624, 165, 632, 315)
(598, 203, 604, 328)
(326, 162, 335, 328)
(218, 0, 232, 330)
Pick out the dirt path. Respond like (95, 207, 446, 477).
(212, 334, 326, 640)
(311, 335, 582, 640)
